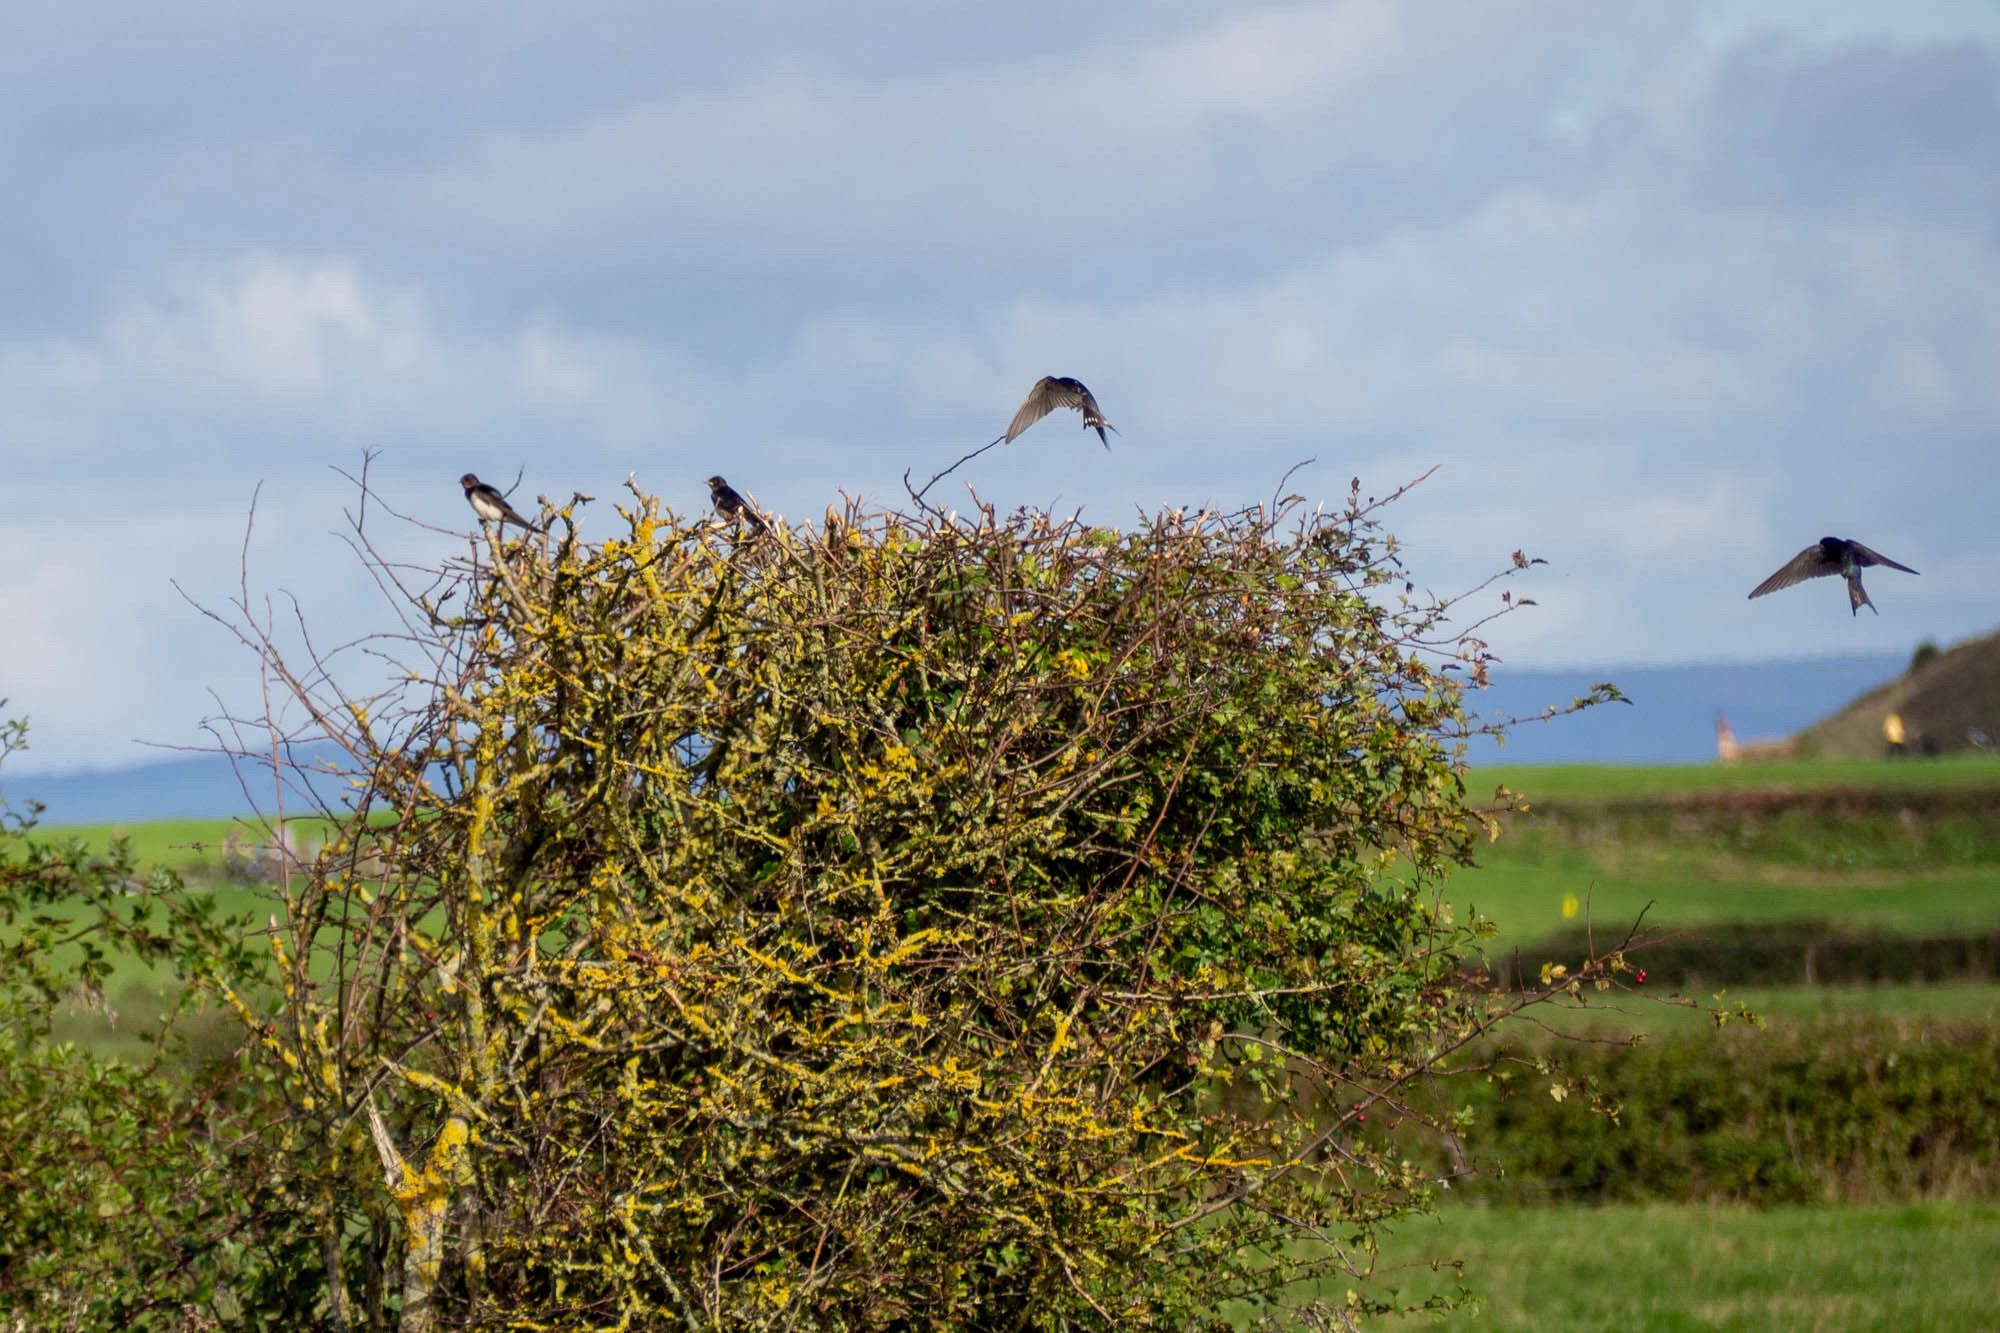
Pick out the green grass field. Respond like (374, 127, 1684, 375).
(1444, 757, 2000, 946)
(1337, 761, 2000, 1330)
(1365, 1202, 2000, 1331)
(40, 816, 332, 872)
(1470, 753, 2000, 801)
(1448, 850, 2000, 944)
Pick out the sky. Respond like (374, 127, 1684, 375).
(0, 1, 1995, 774)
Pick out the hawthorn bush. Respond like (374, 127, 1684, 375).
(86, 477, 1617, 1328)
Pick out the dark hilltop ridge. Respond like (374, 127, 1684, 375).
(1797, 627, 2000, 759)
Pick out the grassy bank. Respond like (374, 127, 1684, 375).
(1228, 1202, 2000, 1328)
(1369, 1202, 2000, 1331)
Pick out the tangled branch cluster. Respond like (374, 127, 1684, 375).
(196, 479, 1576, 1329)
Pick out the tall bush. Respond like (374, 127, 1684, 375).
(53, 479, 1614, 1328)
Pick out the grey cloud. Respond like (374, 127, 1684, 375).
(1, 2, 1996, 770)
(0, 256, 728, 481)
(1699, 36, 2000, 221)
(3, 1, 1642, 332)
(412, 2, 1627, 285)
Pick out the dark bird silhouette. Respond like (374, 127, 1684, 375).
(996, 376, 1117, 450)
(707, 475, 770, 534)
(1748, 537, 1918, 616)
(460, 473, 540, 532)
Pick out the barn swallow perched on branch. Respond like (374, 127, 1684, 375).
(995, 376, 1118, 450)
(460, 473, 540, 532)
(707, 475, 770, 534)
(1748, 537, 1919, 616)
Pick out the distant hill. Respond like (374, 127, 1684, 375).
(1796, 628, 2000, 759)
(1460, 652, 1904, 765)
(0, 749, 349, 827)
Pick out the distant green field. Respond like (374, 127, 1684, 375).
(1445, 756, 2000, 945)
(1470, 753, 2000, 802)
(1449, 850, 2000, 944)
(1362, 1202, 2000, 1331)
(40, 816, 332, 872)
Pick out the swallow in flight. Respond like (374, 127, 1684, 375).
(1748, 537, 1918, 616)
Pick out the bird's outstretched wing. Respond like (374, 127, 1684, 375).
(1846, 542, 1919, 576)
(1001, 376, 1117, 448)
(1747, 546, 1839, 599)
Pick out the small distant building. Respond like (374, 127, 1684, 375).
(1715, 713, 1739, 765)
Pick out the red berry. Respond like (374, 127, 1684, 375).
(1634, 969, 1648, 985)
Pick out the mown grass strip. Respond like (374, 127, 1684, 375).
(1366, 1202, 2000, 1331)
